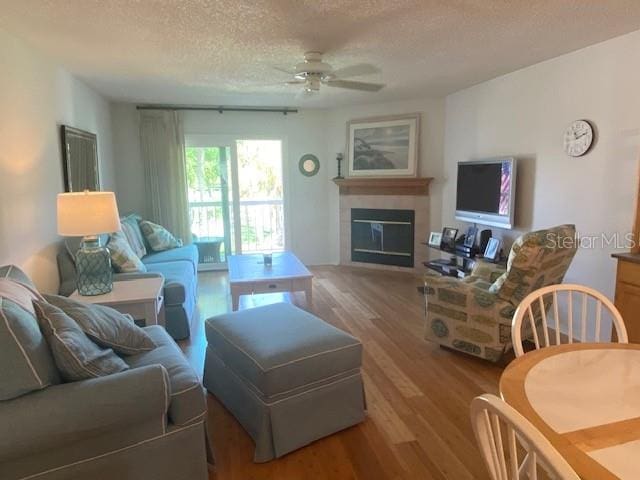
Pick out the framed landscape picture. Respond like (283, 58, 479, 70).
(347, 113, 420, 177)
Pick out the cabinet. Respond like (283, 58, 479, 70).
(612, 253, 640, 342)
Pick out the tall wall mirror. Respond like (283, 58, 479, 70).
(61, 125, 100, 191)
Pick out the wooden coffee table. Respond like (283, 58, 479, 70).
(228, 252, 313, 311)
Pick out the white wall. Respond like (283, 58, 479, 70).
(443, 29, 640, 298)
(112, 98, 446, 266)
(111, 105, 331, 265)
(0, 28, 115, 292)
(325, 97, 446, 263)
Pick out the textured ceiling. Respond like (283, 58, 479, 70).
(1, 1, 640, 108)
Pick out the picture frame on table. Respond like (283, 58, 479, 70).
(483, 237, 501, 261)
(428, 231, 442, 248)
(346, 113, 420, 177)
(441, 227, 458, 250)
(463, 226, 478, 249)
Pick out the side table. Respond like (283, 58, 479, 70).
(70, 277, 165, 327)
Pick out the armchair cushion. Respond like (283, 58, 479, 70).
(469, 261, 506, 284)
(34, 301, 129, 382)
(495, 224, 577, 303)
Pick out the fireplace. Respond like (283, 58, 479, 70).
(351, 208, 415, 267)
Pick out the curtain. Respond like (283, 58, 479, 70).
(139, 110, 192, 244)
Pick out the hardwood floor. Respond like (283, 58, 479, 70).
(180, 266, 504, 479)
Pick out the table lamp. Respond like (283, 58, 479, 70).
(57, 191, 121, 295)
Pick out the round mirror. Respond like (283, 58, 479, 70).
(299, 154, 320, 177)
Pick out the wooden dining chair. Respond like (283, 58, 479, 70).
(511, 284, 628, 357)
(471, 394, 580, 480)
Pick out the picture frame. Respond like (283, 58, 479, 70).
(483, 237, 501, 261)
(463, 226, 478, 249)
(61, 125, 99, 192)
(346, 113, 420, 177)
(428, 231, 442, 248)
(441, 227, 458, 250)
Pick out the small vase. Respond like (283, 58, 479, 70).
(76, 236, 113, 295)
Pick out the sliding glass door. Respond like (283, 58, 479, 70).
(185, 138, 285, 269)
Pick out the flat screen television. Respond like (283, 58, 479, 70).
(455, 158, 517, 229)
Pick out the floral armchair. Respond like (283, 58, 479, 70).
(423, 224, 577, 362)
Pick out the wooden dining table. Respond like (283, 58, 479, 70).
(500, 343, 640, 479)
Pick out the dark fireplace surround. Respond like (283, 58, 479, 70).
(351, 208, 415, 268)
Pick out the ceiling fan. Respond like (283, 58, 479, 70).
(277, 52, 385, 93)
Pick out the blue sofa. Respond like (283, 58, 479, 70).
(0, 264, 210, 479)
(57, 239, 198, 340)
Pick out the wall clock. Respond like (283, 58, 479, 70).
(563, 120, 594, 157)
(299, 154, 320, 177)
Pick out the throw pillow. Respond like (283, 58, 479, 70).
(33, 300, 129, 382)
(0, 277, 45, 315)
(44, 294, 157, 356)
(120, 214, 147, 258)
(107, 231, 147, 273)
(0, 297, 61, 400)
(140, 220, 183, 252)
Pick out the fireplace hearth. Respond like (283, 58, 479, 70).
(351, 208, 415, 268)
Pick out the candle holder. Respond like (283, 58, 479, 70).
(333, 153, 344, 180)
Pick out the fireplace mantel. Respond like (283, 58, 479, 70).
(332, 177, 432, 196)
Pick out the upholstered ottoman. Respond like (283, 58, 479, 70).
(203, 302, 366, 462)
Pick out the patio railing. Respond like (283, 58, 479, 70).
(189, 199, 284, 255)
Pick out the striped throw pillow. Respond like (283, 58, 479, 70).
(140, 221, 183, 252)
(107, 231, 147, 273)
(120, 214, 147, 258)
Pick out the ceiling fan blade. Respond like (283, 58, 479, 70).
(331, 64, 380, 79)
(273, 66, 296, 76)
(285, 80, 307, 86)
(324, 80, 385, 92)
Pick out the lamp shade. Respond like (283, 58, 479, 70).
(57, 191, 121, 236)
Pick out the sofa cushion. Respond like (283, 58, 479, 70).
(44, 294, 157, 356)
(142, 244, 199, 274)
(0, 264, 38, 288)
(0, 297, 60, 400)
(120, 214, 147, 258)
(205, 302, 362, 398)
(124, 325, 205, 426)
(145, 261, 194, 306)
(107, 231, 147, 273)
(34, 301, 129, 382)
(140, 220, 183, 252)
(0, 277, 44, 315)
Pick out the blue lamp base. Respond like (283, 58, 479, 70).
(76, 236, 113, 296)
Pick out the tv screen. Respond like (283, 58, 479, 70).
(455, 158, 516, 228)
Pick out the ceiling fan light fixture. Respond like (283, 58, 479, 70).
(305, 78, 321, 92)
(280, 52, 385, 94)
